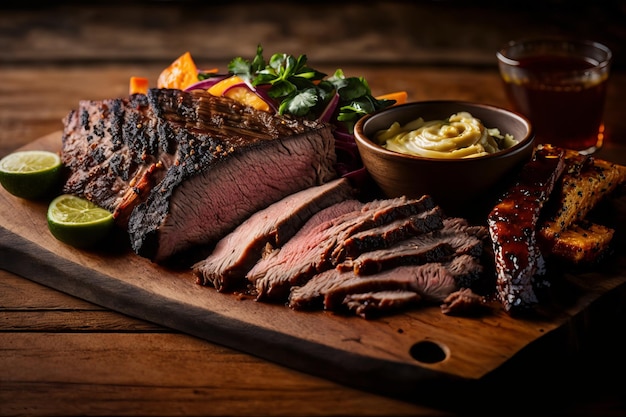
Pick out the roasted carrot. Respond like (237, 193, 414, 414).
(376, 91, 408, 105)
(129, 76, 149, 95)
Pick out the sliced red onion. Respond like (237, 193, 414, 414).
(333, 129, 365, 180)
(342, 166, 368, 181)
(333, 129, 356, 143)
(251, 84, 279, 112)
(183, 75, 230, 92)
(318, 93, 340, 123)
(334, 137, 358, 153)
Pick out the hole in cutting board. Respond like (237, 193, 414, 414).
(409, 340, 448, 364)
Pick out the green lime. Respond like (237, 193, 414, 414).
(0, 150, 63, 199)
(47, 194, 115, 249)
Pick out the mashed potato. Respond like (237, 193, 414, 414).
(375, 112, 517, 159)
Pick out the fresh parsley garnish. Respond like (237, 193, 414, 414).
(228, 45, 395, 132)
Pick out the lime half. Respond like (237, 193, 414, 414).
(47, 194, 115, 248)
(0, 150, 63, 199)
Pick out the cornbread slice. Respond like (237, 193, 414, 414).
(539, 145, 626, 235)
(545, 221, 615, 264)
(537, 144, 626, 263)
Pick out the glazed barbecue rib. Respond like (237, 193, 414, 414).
(487, 145, 566, 314)
(61, 88, 337, 263)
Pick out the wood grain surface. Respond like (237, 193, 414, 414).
(3, 116, 626, 416)
(2, 129, 623, 384)
(2, 2, 626, 416)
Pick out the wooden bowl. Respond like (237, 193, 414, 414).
(353, 100, 535, 220)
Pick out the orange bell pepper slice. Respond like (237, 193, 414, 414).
(208, 75, 271, 112)
(157, 51, 199, 90)
(207, 75, 245, 96)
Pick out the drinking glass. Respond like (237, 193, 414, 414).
(497, 38, 612, 154)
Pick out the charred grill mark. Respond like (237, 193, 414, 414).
(79, 108, 90, 131)
(108, 99, 125, 151)
(90, 144, 106, 164)
(110, 153, 129, 181)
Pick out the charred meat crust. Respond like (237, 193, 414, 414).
(61, 88, 337, 263)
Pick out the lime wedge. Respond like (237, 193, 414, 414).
(47, 194, 115, 248)
(0, 150, 63, 199)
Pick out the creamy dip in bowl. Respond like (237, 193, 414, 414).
(353, 101, 535, 220)
(377, 111, 518, 159)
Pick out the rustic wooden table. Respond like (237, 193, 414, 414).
(1, 2, 626, 416)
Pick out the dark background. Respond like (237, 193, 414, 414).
(1, 0, 624, 69)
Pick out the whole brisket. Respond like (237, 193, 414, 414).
(61, 88, 337, 263)
(192, 178, 355, 292)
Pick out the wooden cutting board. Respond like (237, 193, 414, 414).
(2, 132, 626, 402)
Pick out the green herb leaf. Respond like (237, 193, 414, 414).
(227, 57, 252, 79)
(268, 79, 297, 99)
(227, 45, 396, 131)
(280, 89, 319, 116)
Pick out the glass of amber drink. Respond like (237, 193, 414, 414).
(497, 38, 612, 154)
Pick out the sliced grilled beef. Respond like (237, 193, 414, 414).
(440, 288, 489, 316)
(288, 268, 347, 310)
(343, 291, 421, 319)
(289, 253, 482, 313)
(341, 241, 454, 276)
(331, 206, 445, 263)
(246, 198, 364, 300)
(192, 178, 355, 292)
(323, 254, 480, 311)
(248, 195, 436, 302)
(61, 88, 337, 263)
(316, 267, 425, 311)
(338, 217, 487, 275)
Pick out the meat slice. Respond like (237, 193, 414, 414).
(338, 217, 487, 275)
(343, 291, 422, 319)
(192, 178, 355, 292)
(247, 199, 364, 299)
(247, 195, 436, 302)
(288, 268, 349, 310)
(440, 288, 488, 316)
(289, 254, 482, 313)
(61, 88, 337, 263)
(325, 254, 481, 310)
(331, 206, 445, 263)
(487, 146, 566, 314)
(321, 267, 429, 311)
